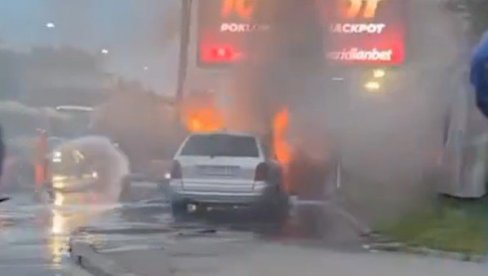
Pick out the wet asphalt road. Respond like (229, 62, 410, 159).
(2, 184, 485, 276)
(0, 192, 81, 275)
(0, 189, 153, 276)
(0, 182, 366, 276)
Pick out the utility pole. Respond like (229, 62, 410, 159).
(176, 0, 192, 106)
(173, 0, 192, 138)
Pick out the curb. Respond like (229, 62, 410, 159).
(365, 241, 486, 263)
(70, 241, 140, 276)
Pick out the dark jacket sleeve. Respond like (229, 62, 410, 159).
(471, 33, 488, 117)
(471, 58, 488, 117)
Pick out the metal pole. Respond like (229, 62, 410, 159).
(176, 0, 192, 106)
(173, 0, 192, 138)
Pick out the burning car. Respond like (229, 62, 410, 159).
(168, 131, 289, 219)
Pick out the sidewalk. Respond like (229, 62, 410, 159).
(71, 232, 487, 276)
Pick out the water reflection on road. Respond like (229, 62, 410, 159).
(0, 184, 365, 275)
(0, 191, 117, 275)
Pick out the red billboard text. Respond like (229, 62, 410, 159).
(197, 0, 406, 67)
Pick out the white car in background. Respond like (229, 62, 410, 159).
(46, 136, 129, 204)
(168, 132, 288, 219)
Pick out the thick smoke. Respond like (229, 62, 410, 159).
(53, 136, 129, 203)
(226, 0, 333, 153)
(222, 0, 466, 223)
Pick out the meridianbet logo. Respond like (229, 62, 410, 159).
(221, 0, 255, 20)
(342, 0, 383, 19)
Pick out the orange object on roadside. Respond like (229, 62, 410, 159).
(34, 129, 48, 187)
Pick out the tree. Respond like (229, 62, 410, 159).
(0, 46, 108, 106)
(21, 47, 108, 107)
(0, 49, 22, 101)
(0, 101, 69, 139)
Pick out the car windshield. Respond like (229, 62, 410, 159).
(180, 134, 259, 157)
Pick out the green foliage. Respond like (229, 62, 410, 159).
(378, 197, 488, 255)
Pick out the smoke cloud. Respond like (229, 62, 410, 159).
(54, 136, 129, 203)
(219, 0, 466, 224)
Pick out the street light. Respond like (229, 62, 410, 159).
(101, 48, 109, 55)
(46, 22, 56, 29)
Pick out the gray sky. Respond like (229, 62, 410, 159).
(0, 0, 180, 95)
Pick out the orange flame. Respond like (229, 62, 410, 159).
(272, 108, 292, 166)
(181, 92, 224, 133)
(184, 107, 224, 133)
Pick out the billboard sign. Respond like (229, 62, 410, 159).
(197, 0, 406, 67)
(321, 0, 406, 65)
(197, 0, 271, 66)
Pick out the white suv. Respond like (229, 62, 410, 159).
(168, 132, 288, 218)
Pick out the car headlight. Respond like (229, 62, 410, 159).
(52, 151, 62, 163)
(52, 175, 68, 189)
(164, 172, 171, 180)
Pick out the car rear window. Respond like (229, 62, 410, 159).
(180, 134, 259, 157)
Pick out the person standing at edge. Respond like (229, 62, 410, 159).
(0, 125, 8, 203)
(471, 31, 488, 117)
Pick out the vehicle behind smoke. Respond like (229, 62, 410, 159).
(54, 105, 94, 139)
(47, 136, 129, 205)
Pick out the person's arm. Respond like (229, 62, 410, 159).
(471, 33, 488, 117)
(471, 58, 488, 117)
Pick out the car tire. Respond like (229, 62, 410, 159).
(272, 194, 290, 223)
(171, 200, 188, 218)
(256, 192, 289, 224)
